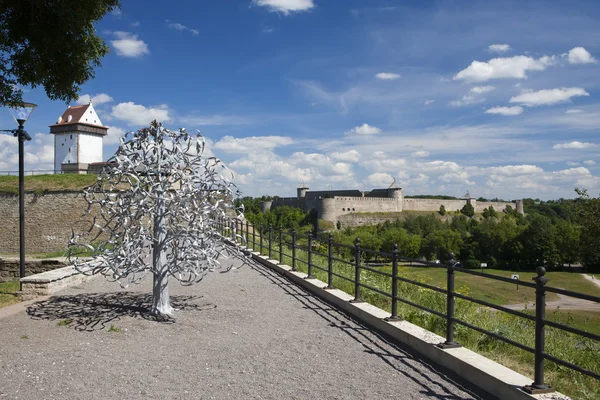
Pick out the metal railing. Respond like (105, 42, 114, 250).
(217, 217, 600, 394)
(0, 170, 62, 176)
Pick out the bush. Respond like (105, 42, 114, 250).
(460, 203, 475, 218)
(439, 205, 446, 216)
(462, 259, 481, 269)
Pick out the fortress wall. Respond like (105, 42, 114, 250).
(337, 213, 404, 228)
(402, 198, 468, 212)
(474, 201, 515, 213)
(325, 196, 401, 220)
(0, 192, 97, 254)
(271, 197, 305, 210)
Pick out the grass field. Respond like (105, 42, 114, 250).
(0, 281, 20, 308)
(0, 174, 97, 195)
(398, 266, 600, 305)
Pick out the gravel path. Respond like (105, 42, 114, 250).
(0, 257, 494, 400)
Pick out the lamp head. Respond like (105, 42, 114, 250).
(8, 102, 37, 127)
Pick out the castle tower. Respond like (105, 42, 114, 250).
(297, 181, 309, 199)
(49, 102, 108, 174)
(515, 199, 525, 215)
(387, 179, 403, 199)
(461, 190, 477, 208)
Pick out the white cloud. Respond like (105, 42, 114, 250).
(470, 85, 495, 94)
(76, 93, 114, 106)
(213, 135, 293, 153)
(424, 100, 435, 105)
(111, 9, 122, 17)
(584, 160, 596, 166)
(345, 123, 381, 135)
(566, 109, 584, 114)
(510, 87, 589, 107)
(0, 133, 54, 171)
(130, 21, 141, 27)
(486, 165, 544, 176)
(552, 141, 597, 149)
(453, 55, 555, 82)
(330, 150, 361, 163)
(110, 102, 171, 126)
(485, 106, 524, 116)
(365, 172, 394, 187)
(488, 44, 511, 53)
(450, 85, 495, 106)
(290, 152, 352, 175)
(412, 151, 430, 158)
(375, 72, 401, 80)
(165, 20, 199, 36)
(252, 0, 314, 15)
(568, 47, 596, 64)
(567, 161, 580, 166)
(105, 126, 127, 145)
(110, 32, 149, 58)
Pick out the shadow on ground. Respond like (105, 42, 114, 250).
(26, 292, 215, 331)
(248, 260, 497, 400)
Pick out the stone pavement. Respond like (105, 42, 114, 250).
(0, 257, 495, 400)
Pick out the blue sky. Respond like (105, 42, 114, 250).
(1, 0, 599, 200)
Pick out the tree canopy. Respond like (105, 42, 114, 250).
(0, 0, 120, 105)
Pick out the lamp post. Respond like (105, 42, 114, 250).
(7, 102, 37, 291)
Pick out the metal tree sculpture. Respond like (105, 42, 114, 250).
(68, 121, 244, 315)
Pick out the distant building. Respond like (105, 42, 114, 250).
(50, 102, 107, 174)
(261, 180, 524, 225)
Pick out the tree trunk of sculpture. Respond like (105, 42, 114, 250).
(152, 191, 173, 315)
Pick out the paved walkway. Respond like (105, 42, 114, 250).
(0, 257, 493, 400)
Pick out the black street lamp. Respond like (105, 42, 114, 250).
(7, 102, 37, 291)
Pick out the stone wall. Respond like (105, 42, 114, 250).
(0, 192, 96, 254)
(0, 258, 66, 282)
(337, 213, 404, 228)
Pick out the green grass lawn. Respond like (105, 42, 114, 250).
(0, 174, 97, 195)
(397, 266, 600, 305)
(0, 281, 20, 308)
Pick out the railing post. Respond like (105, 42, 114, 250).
(252, 222, 256, 251)
(305, 230, 314, 279)
(350, 237, 363, 303)
(438, 254, 461, 349)
(279, 226, 283, 262)
(385, 244, 401, 320)
(246, 220, 249, 247)
(324, 233, 334, 289)
(291, 229, 297, 271)
(268, 226, 273, 259)
(523, 267, 553, 394)
(259, 224, 263, 254)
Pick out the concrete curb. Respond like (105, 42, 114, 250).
(246, 249, 570, 400)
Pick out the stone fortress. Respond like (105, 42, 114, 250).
(261, 181, 524, 225)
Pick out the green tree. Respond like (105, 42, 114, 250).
(482, 207, 490, 219)
(520, 214, 559, 268)
(438, 204, 446, 216)
(460, 202, 475, 218)
(0, 0, 120, 105)
(575, 188, 600, 272)
(554, 219, 580, 268)
(422, 230, 463, 261)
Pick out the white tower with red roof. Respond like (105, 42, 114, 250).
(50, 102, 108, 174)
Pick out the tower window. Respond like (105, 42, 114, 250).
(70, 134, 72, 139)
